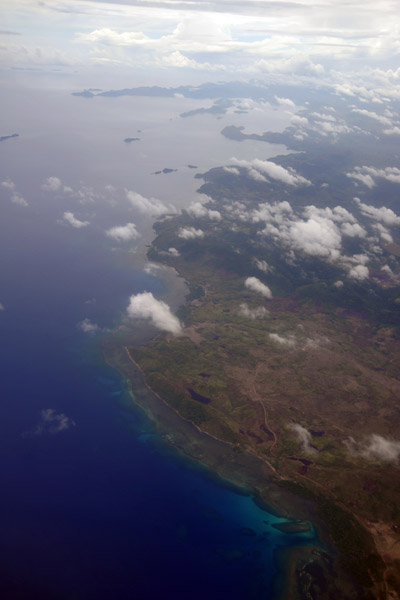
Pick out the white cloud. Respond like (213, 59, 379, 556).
(178, 226, 204, 240)
(347, 264, 369, 281)
(244, 276, 272, 298)
(231, 158, 311, 187)
(345, 434, 400, 463)
(275, 96, 295, 108)
(2, 178, 28, 206)
(11, 192, 28, 207)
(354, 197, 400, 226)
(224, 167, 240, 175)
(126, 190, 175, 216)
(41, 176, 74, 194)
(106, 222, 140, 242)
(167, 247, 180, 256)
(383, 126, 400, 136)
(77, 318, 99, 333)
(285, 217, 342, 261)
(253, 258, 271, 273)
(238, 303, 269, 319)
(63, 211, 89, 229)
(269, 332, 296, 347)
(126, 291, 182, 335)
(289, 423, 317, 455)
(29, 409, 76, 436)
(351, 108, 392, 126)
(348, 166, 400, 188)
(188, 201, 221, 221)
(1, 178, 15, 191)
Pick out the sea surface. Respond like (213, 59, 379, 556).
(0, 85, 317, 599)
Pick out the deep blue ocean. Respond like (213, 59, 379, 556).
(0, 90, 316, 600)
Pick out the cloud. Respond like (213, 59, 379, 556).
(238, 303, 269, 319)
(178, 226, 204, 239)
(0, 302, 4, 311)
(348, 166, 400, 188)
(126, 190, 175, 216)
(351, 108, 392, 126)
(1, 178, 28, 206)
(289, 423, 317, 455)
(167, 247, 180, 256)
(188, 201, 221, 221)
(106, 222, 140, 242)
(77, 318, 99, 333)
(253, 258, 271, 273)
(347, 264, 369, 281)
(244, 276, 272, 298)
(354, 197, 400, 226)
(285, 217, 342, 261)
(63, 211, 89, 228)
(224, 167, 240, 175)
(274, 95, 295, 108)
(126, 291, 182, 335)
(345, 434, 400, 463)
(41, 176, 73, 194)
(231, 158, 311, 187)
(1, 178, 15, 191)
(269, 332, 296, 347)
(28, 409, 76, 436)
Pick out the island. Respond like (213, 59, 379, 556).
(0, 133, 19, 142)
(104, 85, 400, 599)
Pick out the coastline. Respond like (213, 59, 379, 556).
(102, 333, 357, 599)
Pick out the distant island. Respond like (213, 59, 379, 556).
(0, 133, 19, 142)
(153, 168, 177, 175)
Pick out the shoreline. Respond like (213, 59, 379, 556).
(102, 333, 353, 599)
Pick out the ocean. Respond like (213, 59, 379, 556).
(0, 84, 317, 599)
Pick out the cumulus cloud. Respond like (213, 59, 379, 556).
(1, 178, 28, 206)
(345, 434, 400, 463)
(238, 303, 269, 319)
(167, 247, 180, 256)
(348, 166, 400, 188)
(230, 158, 310, 187)
(187, 201, 221, 221)
(354, 197, 400, 226)
(289, 423, 317, 455)
(269, 332, 296, 347)
(347, 264, 369, 280)
(285, 217, 342, 261)
(106, 222, 140, 242)
(41, 176, 73, 194)
(63, 211, 89, 228)
(126, 291, 182, 335)
(244, 276, 272, 298)
(223, 166, 240, 175)
(275, 96, 295, 108)
(126, 190, 175, 216)
(178, 226, 204, 240)
(253, 258, 271, 273)
(28, 409, 76, 436)
(351, 108, 392, 126)
(77, 318, 99, 333)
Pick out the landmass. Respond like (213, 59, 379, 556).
(105, 84, 400, 598)
(153, 168, 178, 175)
(0, 133, 18, 142)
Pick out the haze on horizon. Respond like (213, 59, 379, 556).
(1, 0, 399, 92)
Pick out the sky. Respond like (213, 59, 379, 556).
(1, 0, 400, 90)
